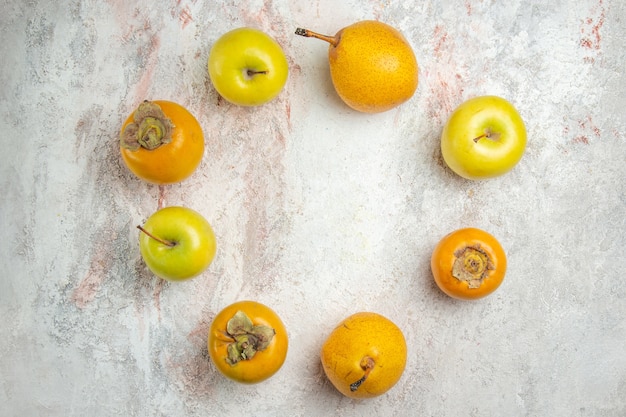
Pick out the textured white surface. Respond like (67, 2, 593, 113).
(1, 1, 625, 416)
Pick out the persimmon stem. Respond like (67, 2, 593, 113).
(295, 28, 338, 47)
(137, 225, 176, 247)
(350, 356, 375, 392)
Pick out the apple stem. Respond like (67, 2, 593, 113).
(349, 356, 375, 392)
(295, 28, 338, 47)
(247, 69, 268, 76)
(472, 134, 486, 143)
(473, 128, 501, 143)
(137, 225, 176, 247)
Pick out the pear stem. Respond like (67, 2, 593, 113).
(137, 225, 176, 247)
(349, 356, 375, 392)
(295, 28, 338, 47)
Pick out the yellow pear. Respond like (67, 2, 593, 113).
(320, 312, 407, 399)
(296, 20, 418, 113)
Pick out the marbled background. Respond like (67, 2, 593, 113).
(1, 1, 625, 416)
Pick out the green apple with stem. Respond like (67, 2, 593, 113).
(137, 206, 217, 281)
(208, 27, 289, 106)
(441, 95, 527, 180)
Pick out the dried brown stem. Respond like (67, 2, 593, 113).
(295, 28, 338, 47)
(137, 225, 176, 247)
(349, 356, 375, 392)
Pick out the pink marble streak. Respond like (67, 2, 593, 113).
(71, 247, 108, 309)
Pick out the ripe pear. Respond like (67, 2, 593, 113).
(296, 20, 418, 113)
(320, 312, 407, 399)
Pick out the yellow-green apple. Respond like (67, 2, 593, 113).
(440, 95, 527, 180)
(137, 206, 216, 281)
(208, 27, 289, 106)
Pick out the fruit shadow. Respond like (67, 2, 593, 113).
(429, 128, 472, 186)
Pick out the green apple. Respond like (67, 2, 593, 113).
(137, 206, 216, 281)
(440, 95, 527, 180)
(208, 27, 289, 106)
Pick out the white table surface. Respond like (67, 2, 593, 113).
(1, 1, 625, 416)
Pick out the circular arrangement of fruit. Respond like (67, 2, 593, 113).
(121, 20, 526, 397)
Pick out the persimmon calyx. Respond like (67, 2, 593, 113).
(224, 310, 275, 366)
(120, 100, 174, 151)
(452, 245, 495, 288)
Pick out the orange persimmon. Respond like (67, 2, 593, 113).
(119, 100, 204, 184)
(208, 300, 288, 384)
(431, 227, 507, 300)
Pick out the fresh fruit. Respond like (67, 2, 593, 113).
(137, 206, 216, 281)
(320, 312, 407, 399)
(208, 300, 288, 384)
(120, 100, 204, 185)
(295, 20, 418, 113)
(440, 95, 527, 180)
(208, 27, 289, 106)
(431, 227, 507, 300)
